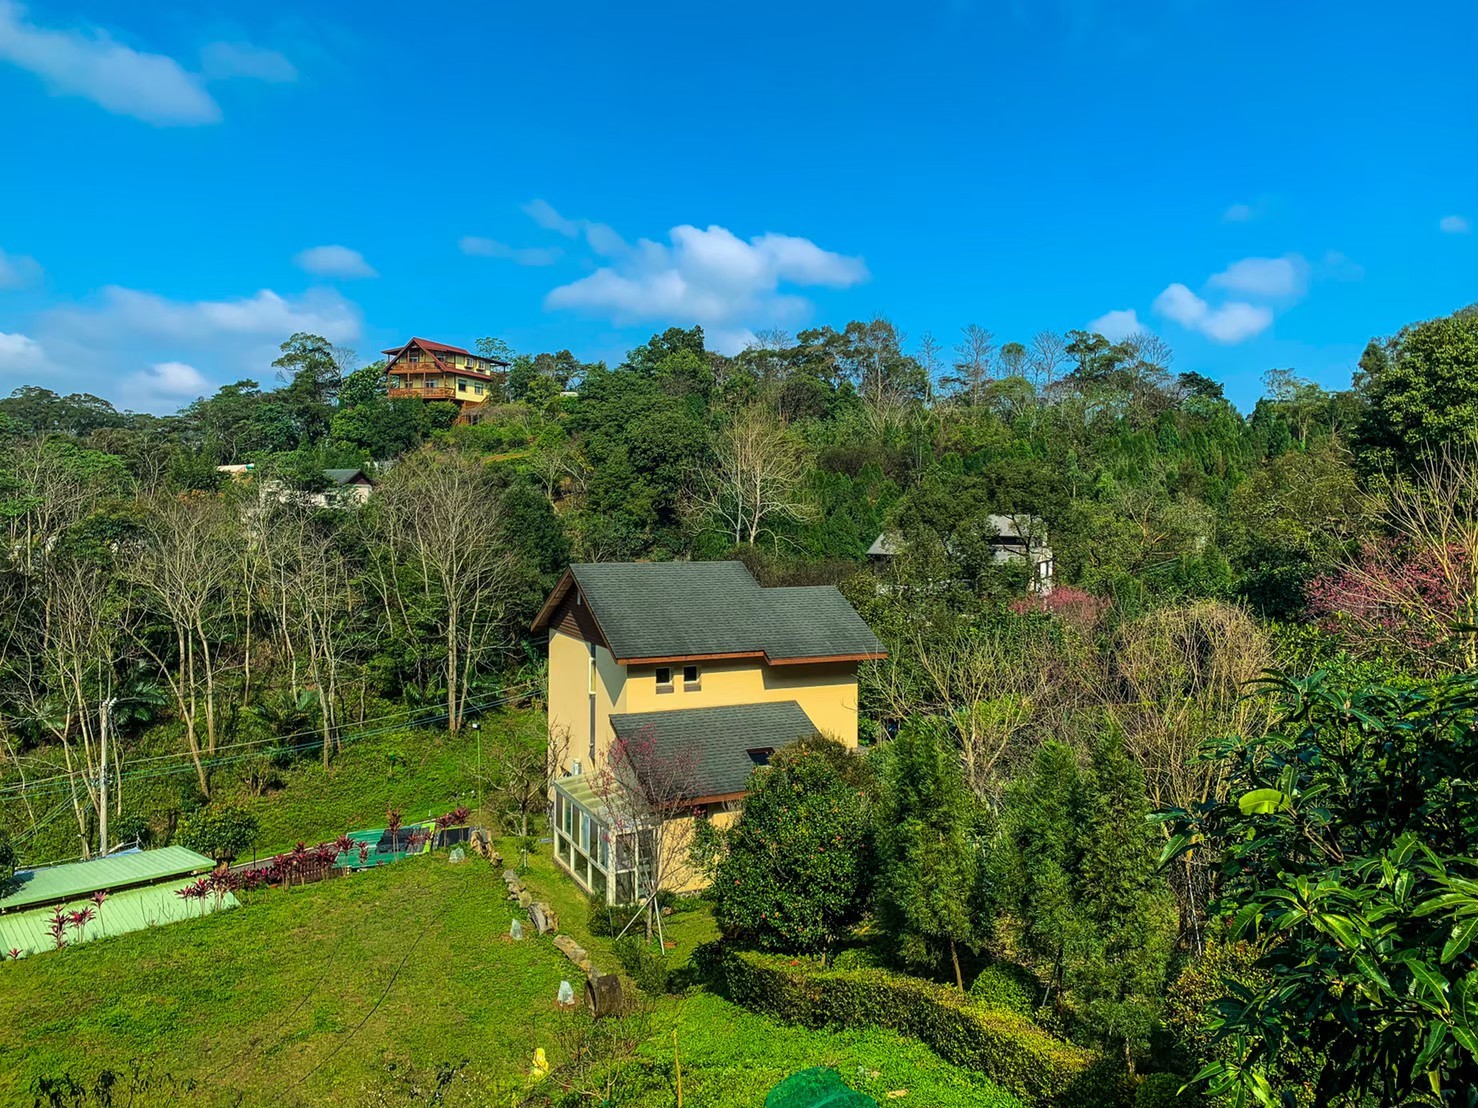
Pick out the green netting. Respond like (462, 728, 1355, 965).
(335, 821, 435, 868)
(765, 1068, 879, 1108)
(0, 877, 239, 958)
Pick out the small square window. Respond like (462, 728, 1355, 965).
(682, 664, 700, 685)
(655, 667, 673, 689)
(747, 747, 775, 767)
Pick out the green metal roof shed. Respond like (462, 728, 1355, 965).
(0, 846, 218, 913)
(0, 877, 239, 958)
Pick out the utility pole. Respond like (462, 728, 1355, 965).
(99, 697, 117, 856)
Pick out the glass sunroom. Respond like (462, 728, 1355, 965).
(550, 774, 655, 905)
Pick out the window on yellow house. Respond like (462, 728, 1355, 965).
(683, 664, 700, 688)
(655, 667, 673, 691)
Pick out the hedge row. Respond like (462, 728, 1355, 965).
(712, 947, 1119, 1106)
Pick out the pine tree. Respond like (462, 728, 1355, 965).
(875, 720, 984, 989)
(1073, 733, 1177, 1072)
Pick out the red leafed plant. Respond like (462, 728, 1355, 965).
(435, 806, 471, 832)
(1009, 585, 1109, 630)
(68, 907, 95, 941)
(5, 948, 19, 961)
(386, 808, 403, 841)
(357, 842, 370, 865)
(47, 908, 67, 950)
(334, 832, 354, 857)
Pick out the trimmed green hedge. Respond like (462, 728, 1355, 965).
(714, 947, 1117, 1106)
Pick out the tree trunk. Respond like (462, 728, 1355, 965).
(950, 938, 964, 991)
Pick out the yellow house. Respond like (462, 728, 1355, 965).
(530, 560, 886, 904)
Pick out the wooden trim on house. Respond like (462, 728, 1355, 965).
(616, 650, 768, 666)
(688, 790, 748, 806)
(530, 570, 577, 631)
(766, 652, 888, 665)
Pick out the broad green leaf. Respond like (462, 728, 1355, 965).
(1443, 917, 1478, 963)
(1238, 788, 1291, 815)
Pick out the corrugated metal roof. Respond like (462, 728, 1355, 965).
(0, 877, 238, 958)
(557, 561, 885, 663)
(1, 846, 217, 912)
(610, 701, 819, 798)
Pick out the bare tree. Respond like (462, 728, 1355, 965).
(1029, 330, 1067, 397)
(594, 726, 703, 940)
(872, 621, 1061, 800)
(1, 437, 116, 574)
(916, 332, 946, 406)
(254, 505, 355, 766)
(368, 448, 518, 732)
(1327, 447, 1478, 670)
(330, 344, 359, 377)
(948, 325, 996, 406)
(124, 492, 242, 797)
(696, 404, 814, 546)
(10, 556, 136, 853)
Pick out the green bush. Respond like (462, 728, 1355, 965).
(614, 935, 671, 994)
(110, 814, 152, 849)
(717, 948, 1108, 1106)
(177, 805, 259, 863)
(1135, 1072, 1201, 1108)
(830, 945, 888, 971)
(968, 963, 1035, 1016)
(586, 894, 643, 938)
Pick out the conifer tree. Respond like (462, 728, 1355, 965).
(875, 719, 984, 989)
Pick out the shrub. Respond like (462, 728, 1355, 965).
(1134, 1072, 1201, 1108)
(177, 806, 260, 864)
(110, 814, 152, 850)
(830, 945, 887, 972)
(0, 829, 15, 888)
(613, 936, 670, 995)
(586, 894, 643, 938)
(716, 948, 1107, 1106)
(969, 963, 1035, 1016)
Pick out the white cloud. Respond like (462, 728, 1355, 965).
(1319, 250, 1365, 282)
(1440, 215, 1471, 234)
(523, 199, 627, 256)
(0, 0, 220, 124)
(200, 41, 296, 83)
(34, 285, 362, 411)
(0, 4, 293, 125)
(0, 330, 47, 373)
(60, 286, 362, 347)
(1153, 283, 1272, 343)
(294, 244, 377, 279)
(1208, 254, 1308, 298)
(0, 247, 42, 288)
(1222, 202, 1255, 222)
(459, 237, 563, 266)
(524, 199, 580, 238)
(131, 361, 208, 397)
(544, 222, 868, 334)
(1089, 309, 1143, 342)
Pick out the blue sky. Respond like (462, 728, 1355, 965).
(0, 0, 1474, 413)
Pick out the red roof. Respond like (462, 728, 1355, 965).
(381, 337, 474, 358)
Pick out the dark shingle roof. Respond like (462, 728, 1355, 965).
(322, 468, 372, 486)
(557, 561, 884, 663)
(609, 702, 819, 798)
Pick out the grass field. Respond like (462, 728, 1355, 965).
(2, 706, 541, 868)
(0, 846, 1022, 1108)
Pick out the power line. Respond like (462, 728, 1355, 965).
(0, 684, 535, 800)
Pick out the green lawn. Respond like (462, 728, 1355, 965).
(223, 708, 544, 856)
(0, 845, 1022, 1108)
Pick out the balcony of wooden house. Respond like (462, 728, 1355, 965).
(388, 385, 456, 401)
